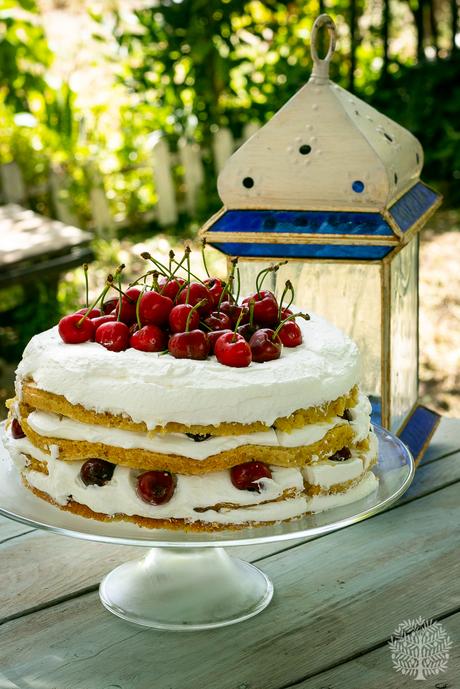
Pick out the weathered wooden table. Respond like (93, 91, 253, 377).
(1, 419, 459, 688)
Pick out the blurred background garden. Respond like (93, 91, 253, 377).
(0, 0, 459, 418)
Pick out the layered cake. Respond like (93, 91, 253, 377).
(2, 257, 378, 530)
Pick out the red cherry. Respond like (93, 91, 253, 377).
(95, 321, 130, 352)
(242, 290, 279, 327)
(177, 283, 212, 315)
(102, 298, 119, 315)
(158, 276, 186, 301)
(91, 314, 117, 330)
(115, 287, 141, 325)
(138, 290, 173, 327)
(204, 278, 225, 308)
(230, 461, 272, 491)
(237, 322, 258, 342)
(58, 313, 95, 344)
(208, 328, 232, 353)
(168, 330, 210, 360)
(280, 307, 293, 320)
(76, 307, 102, 319)
(137, 470, 176, 505)
(130, 325, 168, 352)
(80, 458, 115, 486)
(249, 328, 282, 363)
(278, 320, 303, 347)
(329, 447, 352, 462)
(214, 332, 252, 368)
(11, 418, 26, 439)
(168, 304, 200, 334)
(220, 301, 250, 326)
(203, 311, 233, 331)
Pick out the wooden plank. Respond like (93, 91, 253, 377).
(84, 162, 114, 236)
(293, 610, 460, 688)
(0, 515, 34, 544)
(178, 138, 204, 215)
(212, 128, 234, 173)
(0, 482, 458, 688)
(150, 137, 178, 226)
(49, 165, 80, 226)
(1, 450, 459, 622)
(0, 162, 26, 204)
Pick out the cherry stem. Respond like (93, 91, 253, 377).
(83, 263, 89, 309)
(255, 260, 288, 296)
(272, 312, 310, 340)
(278, 280, 295, 321)
(116, 273, 123, 322)
(217, 274, 233, 313)
(232, 308, 245, 342)
(171, 255, 207, 286)
(136, 286, 145, 330)
(185, 298, 206, 332)
(169, 250, 174, 275)
(249, 299, 255, 327)
(169, 251, 187, 279)
(185, 246, 191, 302)
(201, 239, 211, 278)
(234, 264, 241, 303)
(77, 275, 114, 328)
(140, 252, 172, 278)
(129, 270, 156, 288)
(227, 258, 238, 302)
(151, 270, 160, 291)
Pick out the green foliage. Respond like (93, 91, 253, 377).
(366, 54, 460, 204)
(0, 0, 52, 112)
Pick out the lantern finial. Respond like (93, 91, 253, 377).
(310, 14, 336, 82)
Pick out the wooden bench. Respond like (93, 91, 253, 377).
(0, 163, 94, 357)
(0, 203, 93, 289)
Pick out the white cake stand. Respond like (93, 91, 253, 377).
(0, 424, 413, 631)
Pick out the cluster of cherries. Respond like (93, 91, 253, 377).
(80, 457, 272, 504)
(57, 247, 309, 368)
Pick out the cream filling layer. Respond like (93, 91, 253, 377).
(3, 428, 379, 525)
(302, 431, 378, 488)
(16, 313, 360, 429)
(24, 393, 370, 460)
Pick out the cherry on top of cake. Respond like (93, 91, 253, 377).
(57, 245, 310, 369)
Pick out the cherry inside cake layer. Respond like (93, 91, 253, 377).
(3, 425, 379, 528)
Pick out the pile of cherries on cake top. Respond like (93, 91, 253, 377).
(58, 247, 309, 368)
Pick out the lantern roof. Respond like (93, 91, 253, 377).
(201, 15, 441, 261)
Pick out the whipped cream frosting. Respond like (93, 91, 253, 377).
(3, 426, 379, 525)
(24, 403, 370, 460)
(302, 431, 377, 488)
(16, 312, 360, 429)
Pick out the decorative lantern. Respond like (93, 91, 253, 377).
(201, 14, 442, 461)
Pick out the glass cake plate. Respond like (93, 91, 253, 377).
(0, 423, 414, 631)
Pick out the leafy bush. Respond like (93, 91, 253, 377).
(366, 54, 460, 205)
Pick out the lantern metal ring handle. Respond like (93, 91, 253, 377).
(310, 14, 336, 81)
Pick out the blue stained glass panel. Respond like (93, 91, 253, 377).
(398, 405, 441, 464)
(369, 396, 382, 426)
(208, 241, 393, 260)
(389, 182, 440, 233)
(211, 209, 394, 237)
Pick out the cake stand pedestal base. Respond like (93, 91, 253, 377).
(99, 546, 273, 631)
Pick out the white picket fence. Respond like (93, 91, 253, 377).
(0, 122, 260, 234)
